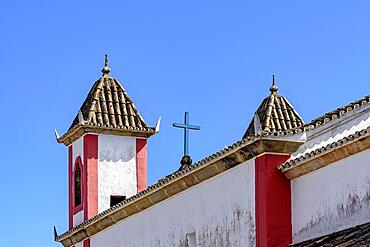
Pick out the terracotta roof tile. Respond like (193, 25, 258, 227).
(243, 78, 304, 138)
(68, 76, 150, 131)
(57, 55, 155, 145)
(301, 95, 370, 132)
(279, 125, 370, 172)
(290, 221, 370, 246)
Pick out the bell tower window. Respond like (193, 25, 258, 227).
(74, 158, 82, 208)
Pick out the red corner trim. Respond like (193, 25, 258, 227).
(68, 146, 73, 229)
(255, 154, 292, 247)
(83, 134, 98, 220)
(136, 138, 147, 192)
(83, 239, 90, 247)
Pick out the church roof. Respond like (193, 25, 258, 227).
(57, 55, 155, 145)
(290, 221, 370, 246)
(243, 76, 304, 138)
(278, 125, 370, 179)
(301, 94, 370, 131)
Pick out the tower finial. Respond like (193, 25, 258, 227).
(102, 54, 111, 76)
(269, 74, 278, 93)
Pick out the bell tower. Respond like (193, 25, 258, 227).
(56, 55, 157, 228)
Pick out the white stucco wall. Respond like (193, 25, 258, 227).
(73, 210, 84, 227)
(90, 159, 256, 247)
(75, 242, 83, 247)
(292, 104, 370, 159)
(291, 149, 370, 243)
(72, 136, 84, 170)
(98, 135, 138, 213)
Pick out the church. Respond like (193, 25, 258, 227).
(54, 56, 370, 247)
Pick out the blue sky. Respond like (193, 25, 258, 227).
(0, 1, 369, 246)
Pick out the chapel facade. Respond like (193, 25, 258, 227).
(54, 56, 370, 247)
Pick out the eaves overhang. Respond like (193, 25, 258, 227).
(55, 133, 304, 246)
(57, 123, 156, 146)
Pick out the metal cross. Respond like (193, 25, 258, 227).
(173, 112, 201, 156)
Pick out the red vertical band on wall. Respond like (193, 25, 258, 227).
(136, 138, 147, 192)
(83, 239, 90, 247)
(255, 154, 292, 247)
(68, 145, 73, 229)
(83, 134, 98, 220)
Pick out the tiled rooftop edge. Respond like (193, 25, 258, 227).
(300, 95, 370, 132)
(279, 125, 370, 172)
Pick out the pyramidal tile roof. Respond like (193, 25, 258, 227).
(57, 55, 155, 145)
(243, 76, 304, 138)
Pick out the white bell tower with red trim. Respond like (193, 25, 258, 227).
(56, 55, 156, 229)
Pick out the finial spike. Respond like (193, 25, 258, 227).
(54, 128, 60, 141)
(105, 54, 108, 67)
(54, 226, 58, 241)
(269, 74, 278, 94)
(102, 54, 111, 76)
(155, 117, 161, 133)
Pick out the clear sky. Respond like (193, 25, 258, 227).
(0, 1, 369, 246)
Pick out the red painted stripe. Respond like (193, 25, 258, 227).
(83, 239, 90, 247)
(68, 146, 73, 229)
(136, 138, 147, 192)
(83, 134, 99, 220)
(255, 154, 292, 247)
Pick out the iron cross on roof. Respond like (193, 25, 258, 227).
(173, 112, 201, 157)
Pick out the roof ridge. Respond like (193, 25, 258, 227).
(86, 78, 104, 123)
(300, 94, 370, 132)
(278, 125, 370, 171)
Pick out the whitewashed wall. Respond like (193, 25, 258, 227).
(98, 135, 137, 213)
(73, 210, 84, 227)
(72, 137, 84, 170)
(291, 149, 370, 243)
(90, 159, 256, 247)
(75, 242, 83, 247)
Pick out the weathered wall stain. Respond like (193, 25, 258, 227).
(292, 150, 370, 243)
(294, 187, 370, 242)
(90, 160, 256, 247)
(195, 206, 255, 247)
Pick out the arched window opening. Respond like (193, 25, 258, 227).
(74, 165, 82, 207)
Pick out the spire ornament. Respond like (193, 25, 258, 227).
(270, 74, 278, 94)
(101, 54, 111, 76)
(54, 226, 58, 241)
(173, 112, 201, 170)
